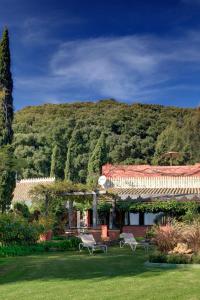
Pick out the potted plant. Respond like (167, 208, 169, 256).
(38, 215, 54, 241)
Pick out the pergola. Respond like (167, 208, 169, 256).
(23, 179, 117, 230)
(63, 190, 107, 228)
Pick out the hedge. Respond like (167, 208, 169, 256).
(0, 237, 81, 257)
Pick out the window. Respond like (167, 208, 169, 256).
(144, 213, 161, 225)
(129, 213, 139, 225)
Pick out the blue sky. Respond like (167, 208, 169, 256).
(1, 0, 200, 109)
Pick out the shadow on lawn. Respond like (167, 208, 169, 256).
(0, 248, 184, 285)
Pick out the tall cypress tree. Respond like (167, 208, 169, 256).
(0, 28, 13, 145)
(87, 132, 107, 187)
(65, 122, 87, 183)
(50, 127, 68, 180)
(50, 144, 59, 178)
(65, 130, 80, 182)
(0, 146, 16, 212)
(0, 28, 15, 212)
(50, 144, 65, 179)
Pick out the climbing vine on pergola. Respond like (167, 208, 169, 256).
(29, 180, 110, 227)
(116, 199, 199, 215)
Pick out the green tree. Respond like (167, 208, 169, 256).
(182, 110, 200, 163)
(87, 132, 107, 187)
(0, 28, 15, 212)
(50, 127, 68, 180)
(0, 146, 16, 212)
(50, 144, 63, 179)
(153, 122, 184, 165)
(12, 100, 199, 181)
(65, 129, 80, 182)
(65, 123, 90, 183)
(0, 28, 13, 145)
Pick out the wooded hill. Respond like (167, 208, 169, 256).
(13, 99, 200, 184)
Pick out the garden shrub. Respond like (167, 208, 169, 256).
(0, 213, 44, 246)
(42, 237, 81, 251)
(167, 253, 192, 264)
(0, 237, 81, 257)
(149, 252, 167, 263)
(149, 252, 192, 264)
(0, 244, 46, 257)
(13, 202, 30, 219)
(38, 215, 54, 231)
(53, 205, 68, 235)
(52, 236, 66, 241)
(145, 227, 156, 239)
(191, 255, 200, 264)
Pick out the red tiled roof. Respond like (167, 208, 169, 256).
(102, 163, 200, 178)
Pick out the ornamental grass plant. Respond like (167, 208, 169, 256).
(180, 220, 200, 254)
(151, 218, 200, 263)
(153, 223, 181, 253)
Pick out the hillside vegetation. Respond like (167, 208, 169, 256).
(13, 99, 200, 183)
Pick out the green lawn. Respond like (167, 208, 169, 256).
(0, 247, 200, 300)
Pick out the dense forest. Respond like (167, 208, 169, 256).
(13, 99, 200, 183)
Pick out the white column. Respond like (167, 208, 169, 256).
(68, 200, 73, 229)
(77, 211, 81, 233)
(92, 192, 98, 228)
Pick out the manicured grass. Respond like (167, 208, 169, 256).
(0, 247, 200, 300)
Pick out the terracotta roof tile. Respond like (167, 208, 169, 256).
(102, 163, 200, 178)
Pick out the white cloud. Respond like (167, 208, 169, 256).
(15, 31, 200, 105)
(47, 36, 164, 99)
(19, 15, 83, 46)
(49, 32, 200, 99)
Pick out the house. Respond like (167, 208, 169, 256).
(12, 163, 200, 239)
(100, 163, 200, 236)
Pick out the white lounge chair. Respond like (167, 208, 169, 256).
(79, 234, 107, 255)
(120, 233, 149, 252)
(120, 233, 138, 252)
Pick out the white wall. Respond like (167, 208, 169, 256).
(107, 176, 200, 188)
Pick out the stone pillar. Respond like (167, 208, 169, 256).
(68, 200, 73, 229)
(109, 199, 116, 229)
(77, 210, 81, 232)
(86, 210, 90, 227)
(92, 192, 98, 228)
(109, 207, 113, 229)
(124, 211, 129, 225)
(82, 211, 88, 227)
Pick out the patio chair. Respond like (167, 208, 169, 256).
(120, 233, 138, 252)
(79, 234, 107, 255)
(120, 233, 149, 252)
